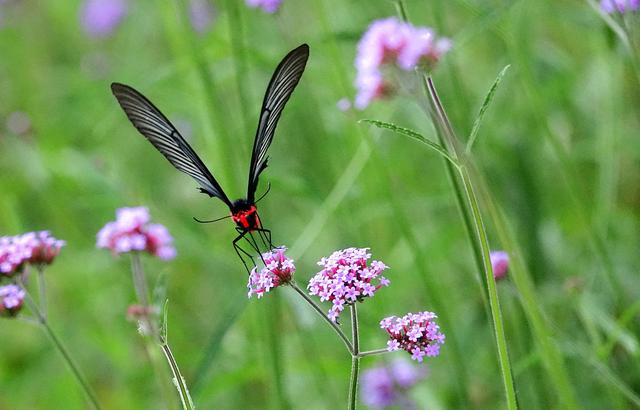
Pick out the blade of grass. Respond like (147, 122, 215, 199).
(465, 65, 511, 154)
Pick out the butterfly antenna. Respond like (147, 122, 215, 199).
(193, 214, 232, 224)
(256, 182, 272, 204)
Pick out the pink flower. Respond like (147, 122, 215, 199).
(601, 0, 639, 13)
(247, 247, 295, 298)
(354, 17, 451, 109)
(490, 251, 509, 280)
(97, 207, 176, 260)
(308, 248, 390, 322)
(25, 231, 65, 265)
(0, 285, 25, 317)
(380, 311, 445, 362)
(0, 236, 32, 276)
(246, 0, 282, 13)
(0, 231, 65, 276)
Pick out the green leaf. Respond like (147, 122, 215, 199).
(160, 299, 169, 343)
(466, 65, 511, 153)
(359, 119, 459, 167)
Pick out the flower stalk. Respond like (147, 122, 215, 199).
(348, 304, 360, 410)
(18, 279, 102, 410)
(420, 71, 517, 408)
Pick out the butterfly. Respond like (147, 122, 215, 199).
(111, 44, 309, 272)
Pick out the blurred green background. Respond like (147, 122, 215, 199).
(1, 0, 639, 408)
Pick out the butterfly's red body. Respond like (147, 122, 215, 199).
(231, 200, 261, 231)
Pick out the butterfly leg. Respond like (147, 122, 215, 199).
(232, 231, 256, 275)
(244, 232, 268, 266)
(254, 228, 273, 250)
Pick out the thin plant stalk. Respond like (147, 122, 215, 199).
(348, 304, 360, 410)
(18, 281, 102, 410)
(36, 265, 47, 320)
(160, 303, 194, 410)
(358, 348, 388, 358)
(160, 342, 193, 410)
(392, 0, 488, 303)
(129, 253, 181, 409)
(422, 73, 518, 409)
(290, 281, 353, 354)
(131, 253, 151, 309)
(458, 164, 518, 408)
(392, 1, 517, 405)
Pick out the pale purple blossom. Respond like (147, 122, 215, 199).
(246, 0, 282, 13)
(0, 231, 65, 276)
(490, 250, 509, 280)
(80, 0, 127, 38)
(337, 97, 352, 112)
(6, 111, 32, 136)
(601, 0, 639, 13)
(308, 248, 390, 322)
(0, 285, 25, 317)
(361, 358, 426, 409)
(97, 207, 176, 260)
(189, 0, 215, 33)
(380, 311, 445, 362)
(247, 247, 295, 298)
(354, 17, 451, 109)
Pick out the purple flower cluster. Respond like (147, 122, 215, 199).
(80, 0, 127, 38)
(0, 285, 25, 317)
(189, 0, 216, 33)
(355, 17, 452, 109)
(247, 247, 296, 298)
(490, 251, 509, 280)
(0, 231, 65, 276)
(361, 359, 426, 409)
(308, 248, 390, 322)
(601, 0, 639, 13)
(381, 311, 445, 362)
(245, 0, 282, 14)
(97, 207, 176, 260)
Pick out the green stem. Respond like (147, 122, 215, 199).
(394, 0, 488, 309)
(348, 304, 360, 410)
(129, 253, 178, 409)
(358, 348, 388, 358)
(290, 282, 353, 354)
(19, 284, 102, 410)
(160, 339, 193, 410)
(37, 265, 47, 321)
(459, 165, 518, 409)
(130, 253, 151, 309)
(621, 17, 640, 87)
(393, 0, 408, 21)
(419, 72, 518, 407)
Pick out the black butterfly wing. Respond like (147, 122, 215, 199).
(111, 83, 232, 207)
(247, 44, 310, 202)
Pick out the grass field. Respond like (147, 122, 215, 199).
(1, 0, 639, 409)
